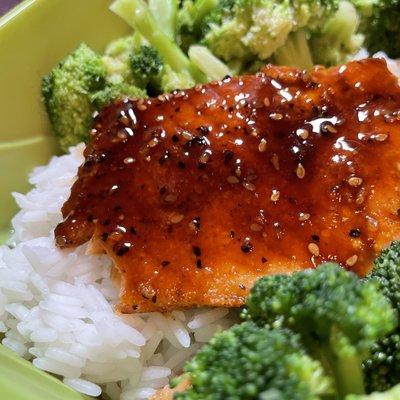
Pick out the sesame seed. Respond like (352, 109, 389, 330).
(263, 97, 270, 107)
(355, 187, 366, 205)
(123, 157, 135, 164)
(137, 104, 147, 111)
(258, 138, 267, 152)
(157, 94, 166, 102)
(199, 151, 211, 164)
(227, 176, 240, 184)
(165, 194, 177, 203)
(308, 243, 320, 257)
(375, 133, 388, 142)
(346, 254, 358, 267)
(348, 176, 363, 187)
(243, 182, 256, 191)
(117, 131, 127, 140)
(270, 113, 283, 120)
(250, 223, 263, 232)
(324, 124, 338, 134)
(297, 128, 309, 140)
(182, 131, 193, 141)
(299, 212, 310, 221)
(148, 138, 159, 148)
(270, 189, 280, 202)
(169, 213, 184, 224)
(120, 116, 130, 126)
(194, 84, 203, 92)
(296, 163, 306, 179)
(271, 154, 280, 171)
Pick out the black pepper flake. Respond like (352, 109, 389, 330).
(239, 284, 246, 290)
(192, 217, 201, 231)
(193, 246, 202, 257)
(159, 186, 167, 195)
(349, 228, 361, 238)
(397, 209, 400, 217)
(103, 219, 111, 226)
(196, 126, 210, 135)
(100, 232, 108, 242)
(223, 150, 235, 166)
(87, 215, 94, 222)
(230, 231, 235, 238)
(161, 260, 170, 267)
(115, 243, 131, 256)
(261, 257, 267, 264)
(113, 205, 122, 212)
(311, 234, 320, 242)
(241, 240, 253, 254)
(151, 294, 157, 303)
(177, 160, 186, 169)
(172, 134, 179, 143)
(175, 107, 181, 112)
(130, 227, 137, 235)
(196, 259, 203, 269)
(158, 150, 170, 165)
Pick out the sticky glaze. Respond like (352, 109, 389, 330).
(55, 59, 400, 312)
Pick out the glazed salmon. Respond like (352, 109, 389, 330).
(55, 59, 400, 312)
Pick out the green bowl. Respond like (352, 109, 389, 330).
(0, 0, 130, 397)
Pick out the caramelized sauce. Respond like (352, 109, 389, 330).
(55, 59, 400, 312)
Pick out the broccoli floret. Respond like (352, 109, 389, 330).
(110, 0, 206, 83)
(90, 83, 146, 109)
(310, 1, 364, 66)
(175, 321, 333, 400)
(42, 44, 107, 151)
(102, 35, 138, 85)
(363, 242, 400, 392)
(347, 384, 400, 400)
(130, 45, 163, 87)
(42, 43, 147, 151)
(360, 0, 400, 58)
(244, 263, 397, 398)
(160, 65, 195, 93)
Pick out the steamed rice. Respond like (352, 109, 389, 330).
(1, 52, 399, 400)
(0, 143, 237, 399)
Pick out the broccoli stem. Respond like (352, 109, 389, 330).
(188, 45, 231, 80)
(321, 1, 360, 47)
(110, 0, 207, 83)
(316, 343, 365, 399)
(148, 0, 178, 40)
(273, 29, 314, 70)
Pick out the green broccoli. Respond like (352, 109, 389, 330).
(358, 0, 400, 58)
(110, 0, 206, 83)
(310, 1, 364, 66)
(175, 321, 333, 400)
(90, 82, 146, 109)
(102, 35, 138, 85)
(363, 242, 400, 392)
(42, 43, 147, 152)
(244, 263, 397, 398)
(129, 45, 163, 88)
(42, 44, 107, 151)
(192, 0, 367, 70)
(347, 384, 400, 400)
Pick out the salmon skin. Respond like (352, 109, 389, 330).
(55, 59, 400, 313)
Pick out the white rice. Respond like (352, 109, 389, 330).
(0, 143, 238, 399)
(2, 52, 399, 400)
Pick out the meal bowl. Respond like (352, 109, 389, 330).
(0, 0, 129, 397)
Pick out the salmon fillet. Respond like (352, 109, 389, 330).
(55, 59, 400, 313)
